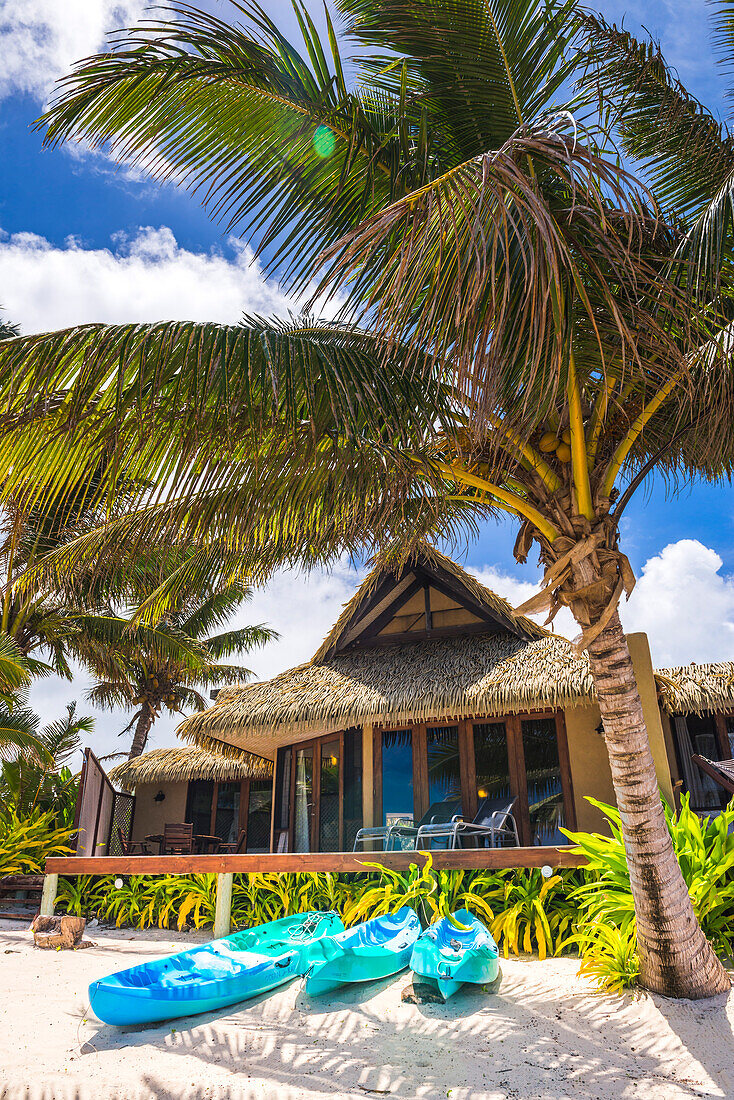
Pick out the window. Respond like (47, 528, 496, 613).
(426, 726, 461, 806)
(343, 728, 363, 851)
(246, 780, 272, 853)
(185, 780, 215, 836)
(473, 722, 511, 804)
(214, 781, 240, 845)
(185, 778, 274, 848)
(522, 718, 565, 845)
(319, 738, 340, 852)
(381, 730, 414, 827)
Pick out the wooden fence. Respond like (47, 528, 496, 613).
(42, 847, 585, 937)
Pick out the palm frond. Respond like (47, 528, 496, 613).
(39, 702, 94, 766)
(578, 14, 734, 282)
(204, 625, 276, 659)
(340, 0, 588, 156)
(38, 1, 436, 289)
(0, 631, 31, 700)
(318, 118, 689, 429)
(0, 705, 51, 764)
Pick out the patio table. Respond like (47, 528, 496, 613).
(194, 834, 222, 854)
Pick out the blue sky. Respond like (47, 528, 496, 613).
(2, 0, 734, 759)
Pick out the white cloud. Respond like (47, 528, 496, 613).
(0, 225, 322, 333)
(0, 0, 148, 103)
(621, 539, 734, 666)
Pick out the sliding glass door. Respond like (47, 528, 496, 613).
(272, 729, 363, 851)
(372, 713, 574, 846)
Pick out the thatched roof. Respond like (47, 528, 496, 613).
(178, 632, 595, 754)
(109, 745, 273, 791)
(654, 663, 734, 715)
(313, 543, 545, 662)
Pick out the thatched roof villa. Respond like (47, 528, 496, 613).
(112, 745, 273, 853)
(123, 545, 734, 854)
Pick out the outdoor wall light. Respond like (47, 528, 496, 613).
(154, 790, 166, 802)
(477, 788, 488, 798)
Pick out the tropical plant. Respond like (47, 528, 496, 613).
(0, 806, 74, 875)
(566, 794, 734, 961)
(81, 582, 275, 757)
(1, 0, 733, 996)
(579, 3, 734, 288)
(571, 922, 641, 994)
(0, 701, 93, 825)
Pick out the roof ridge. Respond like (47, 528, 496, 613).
(311, 541, 546, 664)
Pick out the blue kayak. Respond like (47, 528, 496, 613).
(89, 910, 344, 1025)
(410, 909, 499, 999)
(305, 906, 420, 996)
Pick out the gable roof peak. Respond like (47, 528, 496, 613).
(312, 541, 545, 664)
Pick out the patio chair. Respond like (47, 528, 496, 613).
(117, 828, 150, 856)
(692, 755, 734, 796)
(416, 795, 520, 849)
(161, 822, 194, 855)
(353, 799, 462, 851)
(218, 829, 247, 854)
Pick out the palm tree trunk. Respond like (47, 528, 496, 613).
(128, 704, 153, 759)
(586, 610, 730, 998)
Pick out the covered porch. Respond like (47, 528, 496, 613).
(270, 710, 576, 854)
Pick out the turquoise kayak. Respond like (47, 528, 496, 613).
(89, 910, 344, 1026)
(305, 906, 420, 996)
(410, 909, 499, 999)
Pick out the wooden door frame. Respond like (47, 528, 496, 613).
(283, 732, 348, 852)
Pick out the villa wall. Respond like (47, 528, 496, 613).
(564, 631, 675, 834)
(131, 781, 188, 844)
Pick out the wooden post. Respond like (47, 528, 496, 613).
(213, 872, 233, 938)
(40, 873, 58, 917)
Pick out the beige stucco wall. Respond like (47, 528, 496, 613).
(131, 781, 189, 843)
(627, 632, 674, 805)
(565, 631, 674, 834)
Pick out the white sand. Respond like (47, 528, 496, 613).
(1, 920, 733, 1100)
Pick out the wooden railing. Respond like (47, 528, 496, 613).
(42, 846, 586, 937)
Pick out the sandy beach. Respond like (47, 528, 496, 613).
(1, 920, 733, 1100)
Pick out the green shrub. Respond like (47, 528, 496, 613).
(565, 794, 734, 960)
(0, 807, 73, 875)
(55, 862, 578, 957)
(570, 923, 640, 994)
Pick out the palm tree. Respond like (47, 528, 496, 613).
(82, 583, 276, 758)
(0, 701, 94, 824)
(0, 0, 732, 996)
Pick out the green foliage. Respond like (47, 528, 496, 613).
(0, 701, 90, 829)
(54, 863, 578, 956)
(571, 923, 641, 994)
(565, 794, 734, 960)
(0, 807, 73, 875)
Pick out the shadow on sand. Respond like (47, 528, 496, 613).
(52, 960, 734, 1100)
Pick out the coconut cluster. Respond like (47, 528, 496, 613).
(538, 429, 571, 463)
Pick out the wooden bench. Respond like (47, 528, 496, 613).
(0, 874, 44, 921)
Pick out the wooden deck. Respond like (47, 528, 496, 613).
(46, 846, 586, 875)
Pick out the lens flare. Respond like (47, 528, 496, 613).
(313, 125, 335, 158)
